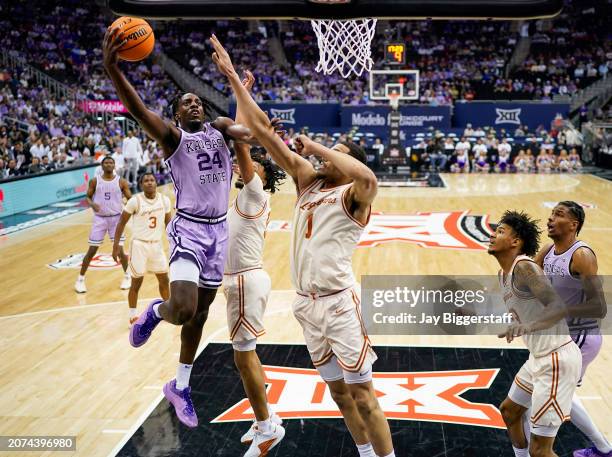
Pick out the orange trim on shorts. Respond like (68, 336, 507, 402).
(229, 274, 265, 341)
(312, 350, 334, 367)
(224, 266, 262, 276)
(531, 351, 566, 424)
(514, 376, 533, 395)
(336, 339, 369, 373)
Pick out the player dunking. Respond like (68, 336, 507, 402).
(103, 27, 265, 428)
(224, 72, 287, 454)
(535, 201, 610, 457)
(211, 35, 396, 457)
(489, 210, 582, 457)
(74, 155, 132, 293)
(112, 173, 172, 326)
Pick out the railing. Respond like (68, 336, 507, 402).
(0, 50, 75, 101)
(0, 115, 32, 133)
(156, 52, 227, 116)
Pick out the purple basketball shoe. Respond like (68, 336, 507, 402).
(574, 448, 612, 457)
(163, 379, 198, 428)
(129, 299, 163, 347)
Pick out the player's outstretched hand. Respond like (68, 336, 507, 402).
(241, 70, 255, 92)
(103, 27, 127, 70)
(210, 34, 237, 78)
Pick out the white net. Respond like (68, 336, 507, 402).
(310, 18, 378, 78)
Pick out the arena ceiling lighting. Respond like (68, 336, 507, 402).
(106, 0, 563, 20)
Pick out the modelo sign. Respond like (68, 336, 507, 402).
(228, 103, 339, 129)
(341, 105, 451, 129)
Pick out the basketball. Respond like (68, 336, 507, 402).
(110, 16, 154, 62)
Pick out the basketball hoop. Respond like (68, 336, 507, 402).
(310, 18, 378, 78)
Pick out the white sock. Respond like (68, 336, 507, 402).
(175, 363, 193, 390)
(356, 442, 376, 457)
(153, 303, 162, 319)
(124, 271, 130, 279)
(257, 418, 272, 434)
(129, 308, 137, 318)
(78, 275, 85, 281)
(512, 446, 529, 457)
(571, 395, 612, 452)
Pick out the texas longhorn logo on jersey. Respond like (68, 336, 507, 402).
(212, 365, 505, 429)
(267, 210, 493, 251)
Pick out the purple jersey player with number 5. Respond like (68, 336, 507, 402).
(102, 26, 268, 428)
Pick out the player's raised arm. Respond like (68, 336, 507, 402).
(209, 34, 316, 190)
(296, 135, 378, 207)
(102, 28, 180, 155)
(232, 70, 256, 184)
(570, 247, 607, 319)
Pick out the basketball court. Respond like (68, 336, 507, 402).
(1, 173, 610, 456)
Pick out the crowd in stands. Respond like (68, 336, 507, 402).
(0, 66, 168, 183)
(408, 122, 584, 174)
(0, 0, 179, 182)
(509, 1, 610, 100)
(166, 0, 609, 104)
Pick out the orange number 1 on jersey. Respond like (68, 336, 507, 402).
(305, 214, 313, 239)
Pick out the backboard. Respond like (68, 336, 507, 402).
(370, 70, 419, 101)
(106, 0, 563, 20)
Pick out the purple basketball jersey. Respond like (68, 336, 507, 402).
(166, 124, 232, 220)
(543, 240, 598, 333)
(93, 174, 123, 216)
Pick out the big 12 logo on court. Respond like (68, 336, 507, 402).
(213, 365, 504, 429)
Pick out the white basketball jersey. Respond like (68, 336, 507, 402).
(291, 179, 368, 294)
(225, 174, 270, 274)
(500, 255, 571, 357)
(124, 193, 171, 242)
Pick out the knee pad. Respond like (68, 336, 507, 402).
(316, 356, 344, 382)
(343, 363, 373, 384)
(508, 381, 532, 409)
(170, 257, 200, 284)
(233, 338, 257, 352)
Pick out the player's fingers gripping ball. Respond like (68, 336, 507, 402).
(110, 17, 155, 62)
